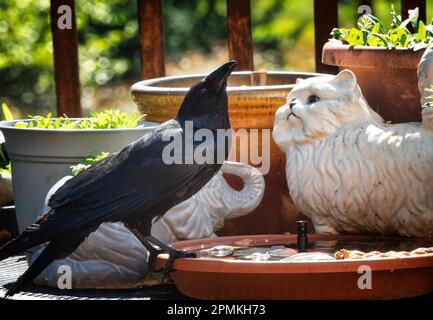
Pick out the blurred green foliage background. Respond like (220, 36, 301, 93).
(0, 0, 431, 116)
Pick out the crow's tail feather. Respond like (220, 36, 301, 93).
(4, 236, 83, 297)
(0, 210, 56, 263)
(0, 239, 26, 263)
(0, 230, 48, 263)
(4, 241, 58, 297)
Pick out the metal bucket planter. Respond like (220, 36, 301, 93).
(0, 119, 158, 233)
(131, 71, 326, 235)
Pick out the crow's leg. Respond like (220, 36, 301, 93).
(124, 221, 162, 273)
(141, 237, 164, 273)
(124, 220, 196, 278)
(144, 235, 196, 279)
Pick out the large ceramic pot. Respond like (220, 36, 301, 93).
(0, 119, 158, 233)
(131, 71, 326, 235)
(322, 42, 424, 123)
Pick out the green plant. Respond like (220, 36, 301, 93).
(70, 151, 110, 176)
(13, 109, 145, 129)
(330, 5, 433, 50)
(423, 85, 433, 108)
(0, 144, 11, 175)
(0, 103, 12, 174)
(2, 103, 14, 121)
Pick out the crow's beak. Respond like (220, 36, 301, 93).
(205, 60, 238, 91)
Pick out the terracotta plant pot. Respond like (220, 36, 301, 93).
(157, 234, 433, 300)
(131, 71, 326, 235)
(322, 42, 425, 123)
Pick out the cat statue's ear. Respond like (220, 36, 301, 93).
(330, 69, 357, 90)
(296, 78, 304, 85)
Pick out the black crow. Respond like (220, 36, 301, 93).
(0, 61, 237, 297)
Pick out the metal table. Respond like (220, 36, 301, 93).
(2, 255, 432, 300)
(0, 255, 188, 300)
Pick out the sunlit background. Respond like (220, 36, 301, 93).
(0, 0, 432, 117)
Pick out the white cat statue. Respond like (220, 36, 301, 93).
(32, 161, 265, 289)
(273, 51, 433, 237)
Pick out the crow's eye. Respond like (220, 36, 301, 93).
(307, 95, 320, 104)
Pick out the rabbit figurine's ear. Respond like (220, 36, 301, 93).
(331, 69, 357, 89)
(296, 78, 304, 85)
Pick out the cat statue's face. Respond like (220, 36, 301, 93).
(273, 70, 383, 150)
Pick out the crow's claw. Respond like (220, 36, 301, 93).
(163, 249, 196, 280)
(146, 241, 164, 273)
(172, 249, 196, 258)
(141, 235, 196, 278)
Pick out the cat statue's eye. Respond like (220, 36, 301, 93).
(307, 95, 320, 104)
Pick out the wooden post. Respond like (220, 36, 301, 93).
(137, 0, 165, 79)
(401, 0, 426, 23)
(50, 0, 81, 117)
(227, 0, 254, 71)
(314, 0, 339, 74)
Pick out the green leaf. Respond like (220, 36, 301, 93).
(370, 33, 389, 46)
(389, 28, 409, 46)
(425, 87, 433, 93)
(53, 117, 62, 129)
(371, 22, 381, 34)
(344, 28, 364, 46)
(0, 143, 9, 168)
(412, 41, 428, 51)
(425, 24, 433, 36)
(424, 85, 433, 103)
(329, 4, 433, 50)
(358, 15, 374, 31)
(70, 151, 110, 176)
(408, 7, 419, 31)
(399, 17, 413, 30)
(417, 20, 426, 41)
(12, 109, 145, 130)
(390, 4, 402, 28)
(14, 121, 27, 128)
(1, 103, 14, 121)
(400, 33, 408, 47)
(364, 14, 386, 34)
(362, 30, 368, 46)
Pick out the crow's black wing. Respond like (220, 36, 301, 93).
(28, 119, 210, 241)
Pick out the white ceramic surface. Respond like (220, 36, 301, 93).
(33, 161, 265, 288)
(273, 48, 433, 238)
